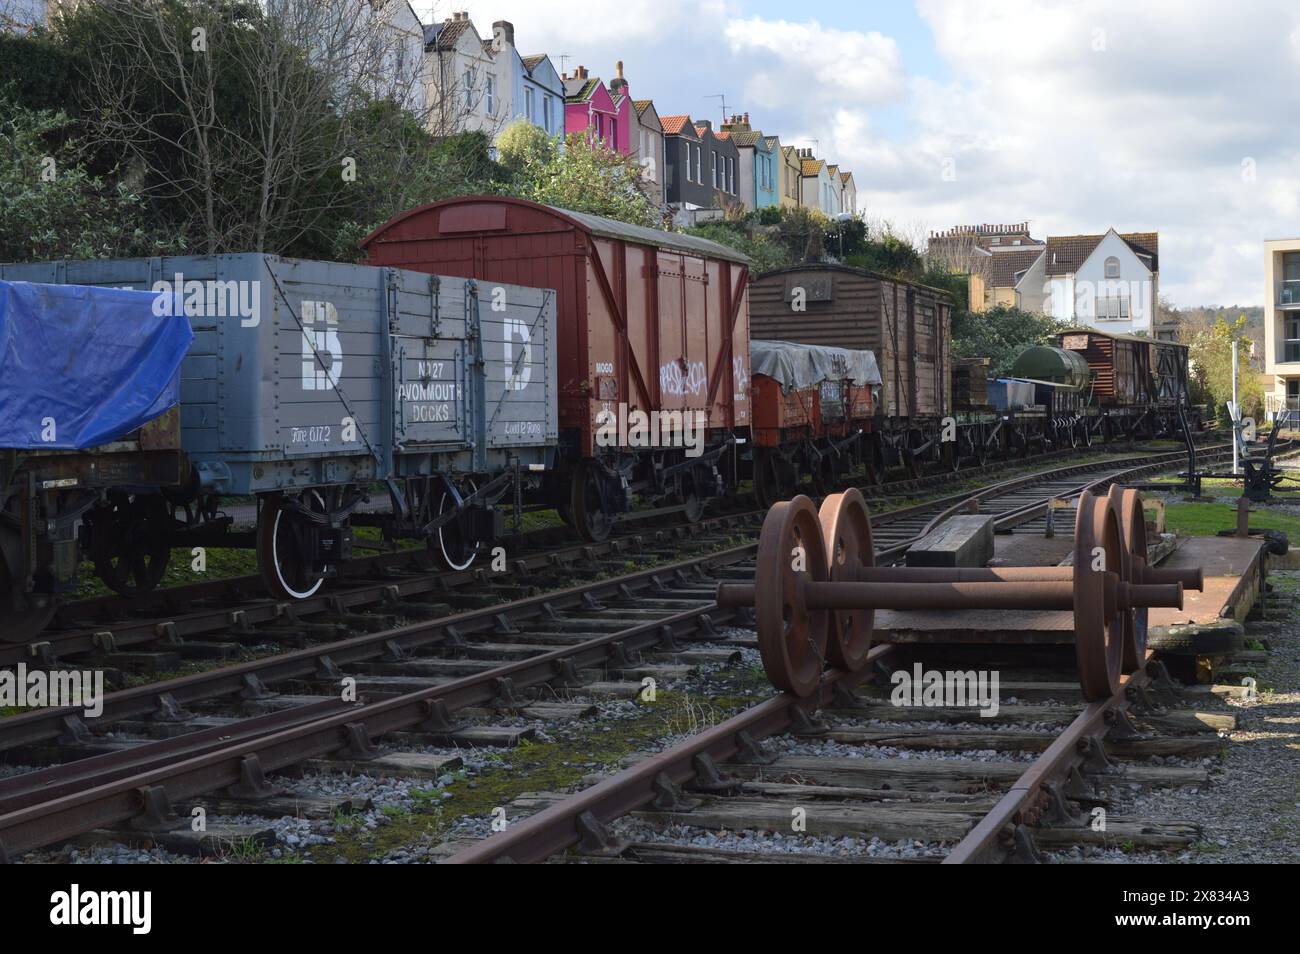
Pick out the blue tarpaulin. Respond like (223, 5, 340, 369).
(0, 280, 192, 449)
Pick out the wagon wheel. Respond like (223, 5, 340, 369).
(943, 433, 962, 473)
(257, 490, 330, 600)
(1072, 491, 1125, 701)
(90, 494, 173, 597)
(571, 459, 613, 543)
(754, 496, 829, 697)
(970, 425, 989, 467)
(903, 430, 927, 479)
(753, 448, 785, 508)
(1114, 487, 1149, 673)
(818, 489, 874, 672)
(0, 532, 56, 643)
(433, 479, 481, 571)
(863, 438, 886, 487)
(677, 469, 707, 524)
(810, 447, 842, 497)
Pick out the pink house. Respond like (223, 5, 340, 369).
(562, 62, 633, 155)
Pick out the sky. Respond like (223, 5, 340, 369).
(411, 0, 1300, 308)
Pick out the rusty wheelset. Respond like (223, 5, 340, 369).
(716, 486, 1204, 702)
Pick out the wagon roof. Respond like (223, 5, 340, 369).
(1059, 326, 1187, 349)
(359, 196, 750, 266)
(753, 263, 955, 299)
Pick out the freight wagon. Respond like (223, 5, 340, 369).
(361, 197, 752, 542)
(1013, 329, 1201, 442)
(749, 339, 880, 504)
(0, 255, 558, 639)
(748, 265, 983, 476)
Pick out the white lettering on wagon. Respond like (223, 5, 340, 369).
(301, 300, 342, 391)
(660, 359, 706, 397)
(504, 318, 533, 392)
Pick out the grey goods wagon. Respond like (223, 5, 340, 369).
(0, 254, 557, 635)
(747, 264, 968, 476)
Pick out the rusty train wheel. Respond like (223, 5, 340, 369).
(1116, 487, 1150, 672)
(570, 460, 612, 543)
(754, 496, 829, 697)
(753, 449, 781, 509)
(0, 540, 56, 643)
(818, 489, 875, 672)
(1072, 491, 1125, 701)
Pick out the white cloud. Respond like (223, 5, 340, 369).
(723, 17, 904, 108)
(409, 0, 1300, 305)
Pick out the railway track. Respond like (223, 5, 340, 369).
(0, 444, 1235, 861)
(435, 448, 1251, 864)
(8, 440, 1221, 672)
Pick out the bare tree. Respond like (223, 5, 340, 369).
(59, 0, 433, 253)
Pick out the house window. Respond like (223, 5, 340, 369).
(695, 145, 702, 182)
(1096, 295, 1130, 321)
(711, 150, 717, 188)
(1285, 315, 1300, 362)
(1282, 252, 1300, 306)
(1104, 256, 1120, 279)
(542, 94, 553, 132)
(525, 86, 534, 123)
(727, 157, 734, 193)
(463, 68, 475, 110)
(485, 74, 496, 114)
(609, 117, 617, 149)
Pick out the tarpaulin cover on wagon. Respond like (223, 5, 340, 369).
(0, 280, 192, 449)
(750, 339, 882, 393)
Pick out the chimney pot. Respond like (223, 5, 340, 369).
(616, 60, 624, 79)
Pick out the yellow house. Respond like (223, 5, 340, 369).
(778, 144, 803, 210)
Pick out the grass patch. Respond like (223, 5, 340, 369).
(314, 681, 771, 863)
(1162, 502, 1300, 539)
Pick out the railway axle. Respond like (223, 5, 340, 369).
(716, 485, 1204, 702)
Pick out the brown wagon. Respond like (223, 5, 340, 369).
(361, 197, 751, 541)
(1057, 328, 1198, 439)
(748, 265, 977, 475)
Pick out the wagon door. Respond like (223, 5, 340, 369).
(679, 254, 710, 414)
(656, 252, 689, 412)
(387, 270, 470, 451)
(477, 282, 558, 466)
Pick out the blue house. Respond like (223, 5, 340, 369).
(490, 21, 565, 140)
(720, 114, 778, 210)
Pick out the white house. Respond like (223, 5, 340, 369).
(1016, 229, 1159, 335)
(424, 11, 510, 137)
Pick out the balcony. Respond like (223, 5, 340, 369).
(1286, 340, 1300, 363)
(1280, 275, 1300, 308)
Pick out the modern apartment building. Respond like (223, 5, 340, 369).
(1263, 238, 1300, 416)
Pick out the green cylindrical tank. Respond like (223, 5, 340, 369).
(1010, 346, 1091, 392)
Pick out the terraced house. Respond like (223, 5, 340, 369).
(662, 115, 736, 225)
(632, 98, 667, 208)
(797, 149, 840, 216)
(840, 171, 856, 215)
(778, 145, 803, 210)
(563, 64, 629, 154)
(424, 11, 508, 136)
(513, 45, 565, 139)
(720, 114, 778, 210)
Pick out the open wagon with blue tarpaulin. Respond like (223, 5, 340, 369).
(0, 255, 558, 639)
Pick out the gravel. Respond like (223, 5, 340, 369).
(1051, 568, 1300, 863)
(611, 817, 950, 859)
